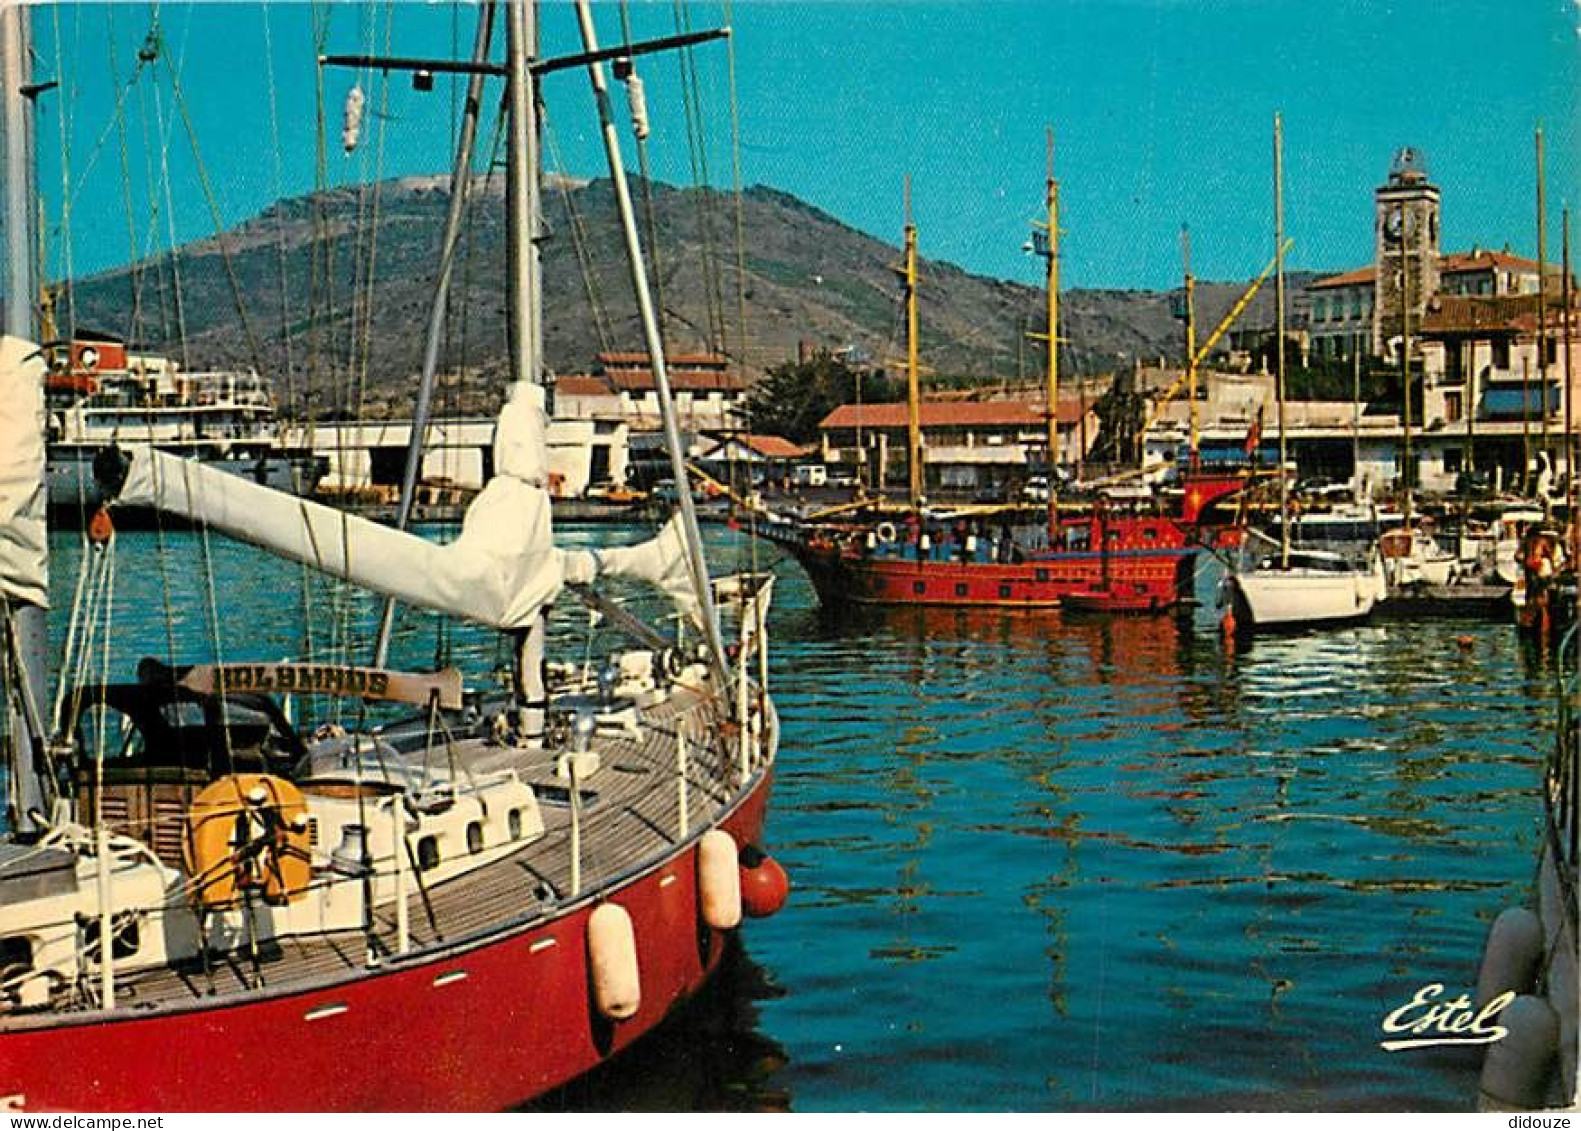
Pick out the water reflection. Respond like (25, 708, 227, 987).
(38, 529, 1557, 1111)
(524, 941, 791, 1113)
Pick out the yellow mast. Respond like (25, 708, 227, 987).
(1275, 111, 1290, 569)
(905, 176, 922, 511)
(1043, 127, 1060, 536)
(1537, 125, 1550, 485)
(1183, 224, 1198, 466)
(1565, 208, 1575, 563)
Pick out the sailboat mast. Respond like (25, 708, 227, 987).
(1274, 112, 1290, 569)
(904, 177, 922, 511)
(1, 2, 48, 834)
(1564, 208, 1575, 564)
(1400, 201, 1413, 532)
(372, 2, 496, 668)
(505, 0, 540, 387)
(1043, 129, 1059, 537)
(1536, 126, 1550, 475)
(1183, 224, 1197, 467)
(1353, 335, 1362, 505)
(570, 0, 729, 678)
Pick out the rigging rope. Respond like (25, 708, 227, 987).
(149, 71, 190, 368)
(544, 121, 615, 356)
(48, 5, 76, 337)
(670, 0, 728, 354)
(617, 1, 670, 345)
(156, 50, 268, 375)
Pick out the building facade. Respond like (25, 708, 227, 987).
(817, 397, 1099, 493)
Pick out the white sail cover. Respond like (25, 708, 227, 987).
(113, 380, 704, 630)
(0, 336, 47, 609)
(564, 513, 702, 628)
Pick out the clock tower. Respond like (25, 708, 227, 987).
(1372, 147, 1441, 357)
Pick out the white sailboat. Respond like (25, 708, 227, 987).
(1228, 113, 1389, 631)
(1378, 523, 1459, 590)
(1230, 532, 1388, 628)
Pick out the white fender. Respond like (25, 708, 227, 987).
(1475, 906, 1544, 1008)
(587, 903, 640, 1021)
(1478, 994, 1559, 1111)
(698, 829, 742, 930)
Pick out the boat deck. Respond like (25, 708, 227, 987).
(8, 678, 759, 1023)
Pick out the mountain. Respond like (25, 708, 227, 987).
(64, 175, 1315, 416)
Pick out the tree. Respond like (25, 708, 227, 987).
(740, 350, 898, 443)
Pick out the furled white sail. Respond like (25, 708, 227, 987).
(110, 380, 707, 631)
(0, 336, 47, 609)
(564, 514, 702, 628)
(114, 381, 565, 630)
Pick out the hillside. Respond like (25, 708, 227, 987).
(65, 175, 1313, 416)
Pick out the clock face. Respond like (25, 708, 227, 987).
(1384, 210, 1404, 242)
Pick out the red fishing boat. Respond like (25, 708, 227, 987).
(761, 142, 1252, 613)
(0, 3, 784, 1112)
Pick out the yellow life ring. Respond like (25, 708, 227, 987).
(874, 521, 897, 545)
(184, 774, 312, 909)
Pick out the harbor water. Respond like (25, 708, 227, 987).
(46, 524, 1559, 1112)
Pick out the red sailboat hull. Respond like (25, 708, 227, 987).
(0, 781, 772, 1113)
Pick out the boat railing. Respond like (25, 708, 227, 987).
(1548, 621, 1580, 932)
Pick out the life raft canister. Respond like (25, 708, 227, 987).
(184, 773, 312, 909)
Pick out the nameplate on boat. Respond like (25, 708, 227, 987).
(178, 663, 464, 710)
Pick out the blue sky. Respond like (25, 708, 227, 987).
(33, 0, 1581, 292)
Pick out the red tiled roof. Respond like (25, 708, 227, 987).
(554, 375, 615, 396)
(604, 368, 746, 393)
(1312, 250, 1556, 292)
(1418, 294, 1535, 334)
(742, 434, 805, 458)
(1440, 250, 1546, 275)
(819, 399, 1087, 431)
(1310, 266, 1376, 289)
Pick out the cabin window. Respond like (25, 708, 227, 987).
(466, 822, 485, 855)
(110, 916, 140, 960)
(1036, 569, 1050, 583)
(1106, 530, 1121, 544)
(0, 936, 32, 971)
(999, 584, 1013, 599)
(416, 836, 441, 872)
(913, 582, 926, 596)
(1143, 527, 1159, 541)
(508, 809, 523, 840)
(955, 583, 968, 598)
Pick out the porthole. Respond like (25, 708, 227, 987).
(416, 836, 441, 872)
